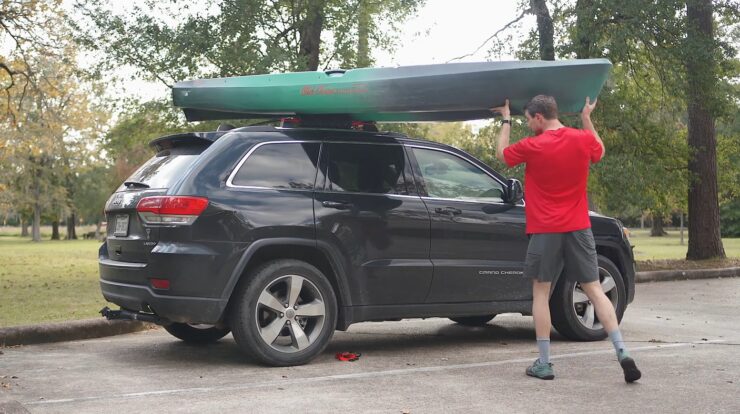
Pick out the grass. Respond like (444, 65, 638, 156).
(628, 228, 740, 270)
(0, 226, 737, 327)
(0, 236, 110, 328)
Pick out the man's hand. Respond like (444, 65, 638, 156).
(491, 99, 511, 120)
(580, 96, 605, 160)
(491, 99, 511, 162)
(582, 96, 597, 119)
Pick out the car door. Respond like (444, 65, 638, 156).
(406, 145, 530, 303)
(314, 142, 433, 306)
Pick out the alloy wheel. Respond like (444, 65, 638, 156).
(255, 275, 326, 353)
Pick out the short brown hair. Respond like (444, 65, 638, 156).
(524, 95, 558, 120)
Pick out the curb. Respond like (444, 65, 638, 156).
(0, 319, 153, 347)
(635, 266, 740, 283)
(1, 267, 738, 347)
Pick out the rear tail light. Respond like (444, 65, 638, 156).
(136, 196, 208, 225)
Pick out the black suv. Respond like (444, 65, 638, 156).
(100, 125, 635, 366)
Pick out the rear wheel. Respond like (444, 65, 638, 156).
(449, 314, 497, 326)
(230, 259, 337, 366)
(550, 255, 626, 341)
(164, 323, 231, 344)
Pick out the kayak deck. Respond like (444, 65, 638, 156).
(172, 59, 612, 122)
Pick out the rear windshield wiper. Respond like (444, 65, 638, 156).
(124, 181, 150, 189)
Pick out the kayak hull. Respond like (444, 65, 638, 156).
(172, 59, 612, 122)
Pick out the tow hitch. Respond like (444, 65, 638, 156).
(100, 306, 169, 325)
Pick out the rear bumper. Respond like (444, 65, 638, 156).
(99, 279, 226, 324)
(98, 243, 228, 324)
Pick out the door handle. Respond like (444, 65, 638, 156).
(322, 201, 352, 210)
(435, 207, 462, 216)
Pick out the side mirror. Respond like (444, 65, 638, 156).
(506, 178, 524, 204)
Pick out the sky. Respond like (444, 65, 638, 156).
(375, 0, 532, 66)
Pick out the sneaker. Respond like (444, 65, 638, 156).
(618, 349, 642, 383)
(526, 359, 554, 380)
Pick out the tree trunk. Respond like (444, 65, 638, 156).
(32, 203, 41, 242)
(51, 220, 60, 240)
(66, 213, 77, 240)
(356, 0, 372, 68)
(574, 0, 595, 59)
(650, 213, 667, 237)
(530, 0, 555, 60)
(298, 0, 325, 71)
(685, 0, 725, 260)
(95, 220, 102, 240)
(21, 217, 29, 237)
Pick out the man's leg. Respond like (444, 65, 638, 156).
(580, 279, 641, 382)
(523, 233, 561, 380)
(532, 279, 553, 363)
(567, 229, 641, 382)
(526, 279, 555, 380)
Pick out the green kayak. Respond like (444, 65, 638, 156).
(172, 59, 612, 122)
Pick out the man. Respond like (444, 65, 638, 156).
(491, 95, 641, 383)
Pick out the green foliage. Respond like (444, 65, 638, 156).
(720, 198, 740, 237)
(73, 165, 117, 225)
(73, 0, 425, 84)
(491, 0, 739, 227)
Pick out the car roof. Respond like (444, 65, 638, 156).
(226, 125, 446, 147)
(149, 125, 464, 156)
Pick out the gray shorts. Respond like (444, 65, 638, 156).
(524, 228, 599, 283)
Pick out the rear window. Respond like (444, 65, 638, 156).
(324, 143, 408, 195)
(120, 146, 205, 190)
(230, 142, 320, 190)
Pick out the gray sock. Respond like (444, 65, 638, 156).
(608, 329, 627, 355)
(537, 337, 550, 364)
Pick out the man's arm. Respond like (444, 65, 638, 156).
(582, 96, 605, 159)
(490, 99, 511, 162)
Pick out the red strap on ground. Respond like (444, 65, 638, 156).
(335, 352, 361, 362)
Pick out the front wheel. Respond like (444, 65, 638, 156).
(550, 255, 627, 341)
(230, 259, 338, 366)
(164, 323, 231, 344)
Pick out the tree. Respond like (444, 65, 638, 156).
(73, 0, 425, 86)
(0, 0, 67, 122)
(480, 0, 737, 256)
(530, 0, 555, 60)
(0, 46, 108, 241)
(684, 0, 726, 259)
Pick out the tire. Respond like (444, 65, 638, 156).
(164, 323, 231, 344)
(229, 259, 338, 366)
(449, 314, 497, 326)
(550, 255, 627, 341)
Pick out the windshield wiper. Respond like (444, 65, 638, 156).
(124, 181, 150, 189)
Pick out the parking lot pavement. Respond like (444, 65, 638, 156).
(1, 278, 739, 414)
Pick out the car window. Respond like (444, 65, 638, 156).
(324, 143, 408, 195)
(410, 147, 505, 202)
(120, 145, 206, 190)
(231, 142, 320, 190)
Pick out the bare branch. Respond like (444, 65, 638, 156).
(446, 8, 532, 63)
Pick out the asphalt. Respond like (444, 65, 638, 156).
(1, 267, 737, 348)
(1, 278, 739, 413)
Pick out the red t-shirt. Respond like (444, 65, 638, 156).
(503, 127, 603, 234)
